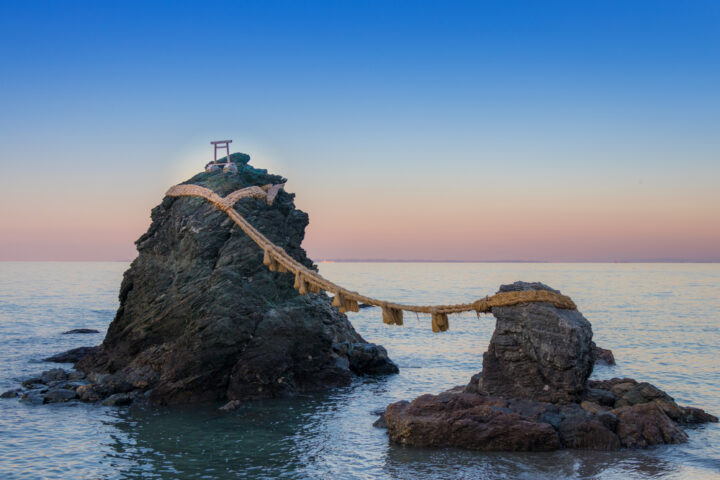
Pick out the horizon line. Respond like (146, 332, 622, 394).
(1, 259, 719, 264)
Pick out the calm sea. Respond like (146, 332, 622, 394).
(0, 262, 718, 479)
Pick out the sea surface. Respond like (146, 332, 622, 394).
(0, 262, 719, 480)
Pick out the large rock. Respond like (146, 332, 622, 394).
(76, 154, 397, 405)
(479, 282, 594, 403)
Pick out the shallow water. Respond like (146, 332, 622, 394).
(0, 262, 718, 479)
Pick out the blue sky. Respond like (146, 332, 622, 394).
(1, 1, 718, 261)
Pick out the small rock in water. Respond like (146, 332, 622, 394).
(219, 400, 242, 411)
(40, 369, 68, 384)
(62, 328, 100, 334)
(20, 391, 44, 405)
(43, 388, 78, 403)
(22, 378, 44, 389)
(372, 414, 387, 429)
(1, 389, 22, 398)
(593, 345, 616, 365)
(44, 346, 98, 363)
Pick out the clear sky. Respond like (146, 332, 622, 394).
(1, 1, 718, 262)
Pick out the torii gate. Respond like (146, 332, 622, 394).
(206, 140, 238, 173)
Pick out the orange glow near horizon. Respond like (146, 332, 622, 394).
(1, 163, 718, 262)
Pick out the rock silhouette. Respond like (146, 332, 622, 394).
(68, 154, 397, 405)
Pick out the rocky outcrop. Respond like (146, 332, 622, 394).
(18, 153, 398, 406)
(381, 281, 716, 451)
(44, 346, 98, 363)
(479, 282, 594, 403)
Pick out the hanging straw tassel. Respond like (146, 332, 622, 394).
(431, 312, 449, 332)
(298, 278, 308, 295)
(262, 249, 279, 272)
(382, 306, 403, 326)
(308, 282, 322, 294)
(277, 262, 288, 273)
(345, 298, 359, 313)
(332, 291, 344, 308)
(293, 272, 302, 290)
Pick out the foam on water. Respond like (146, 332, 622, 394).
(0, 262, 718, 479)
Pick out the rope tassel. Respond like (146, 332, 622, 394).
(382, 306, 404, 326)
(263, 249, 272, 267)
(294, 273, 308, 295)
(332, 291, 344, 308)
(263, 250, 279, 272)
(345, 299, 359, 313)
(431, 312, 449, 332)
(332, 291, 359, 313)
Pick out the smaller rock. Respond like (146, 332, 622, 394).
(22, 378, 43, 388)
(40, 369, 68, 384)
(43, 388, 77, 403)
(580, 400, 605, 415)
(593, 345, 616, 365)
(334, 342, 399, 375)
(679, 406, 719, 425)
(613, 402, 688, 448)
(68, 371, 86, 381)
(358, 303, 374, 309)
(1, 389, 22, 398)
(615, 382, 673, 408)
(102, 393, 134, 406)
(62, 328, 100, 334)
(465, 373, 483, 394)
(583, 387, 616, 407)
(219, 400, 242, 411)
(20, 391, 44, 405)
(76, 384, 104, 403)
(373, 414, 387, 429)
(44, 346, 98, 364)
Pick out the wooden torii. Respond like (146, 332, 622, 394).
(206, 140, 237, 173)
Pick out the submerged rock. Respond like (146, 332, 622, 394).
(382, 281, 716, 451)
(62, 328, 100, 334)
(66, 154, 397, 405)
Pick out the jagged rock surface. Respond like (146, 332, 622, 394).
(480, 282, 594, 403)
(71, 154, 397, 405)
(381, 282, 716, 451)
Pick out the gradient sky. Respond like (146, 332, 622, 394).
(1, 1, 718, 261)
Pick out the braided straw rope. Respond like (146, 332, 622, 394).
(166, 183, 577, 330)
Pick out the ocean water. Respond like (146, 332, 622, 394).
(0, 261, 718, 480)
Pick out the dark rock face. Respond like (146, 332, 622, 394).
(382, 282, 716, 451)
(67, 154, 398, 405)
(480, 282, 594, 403)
